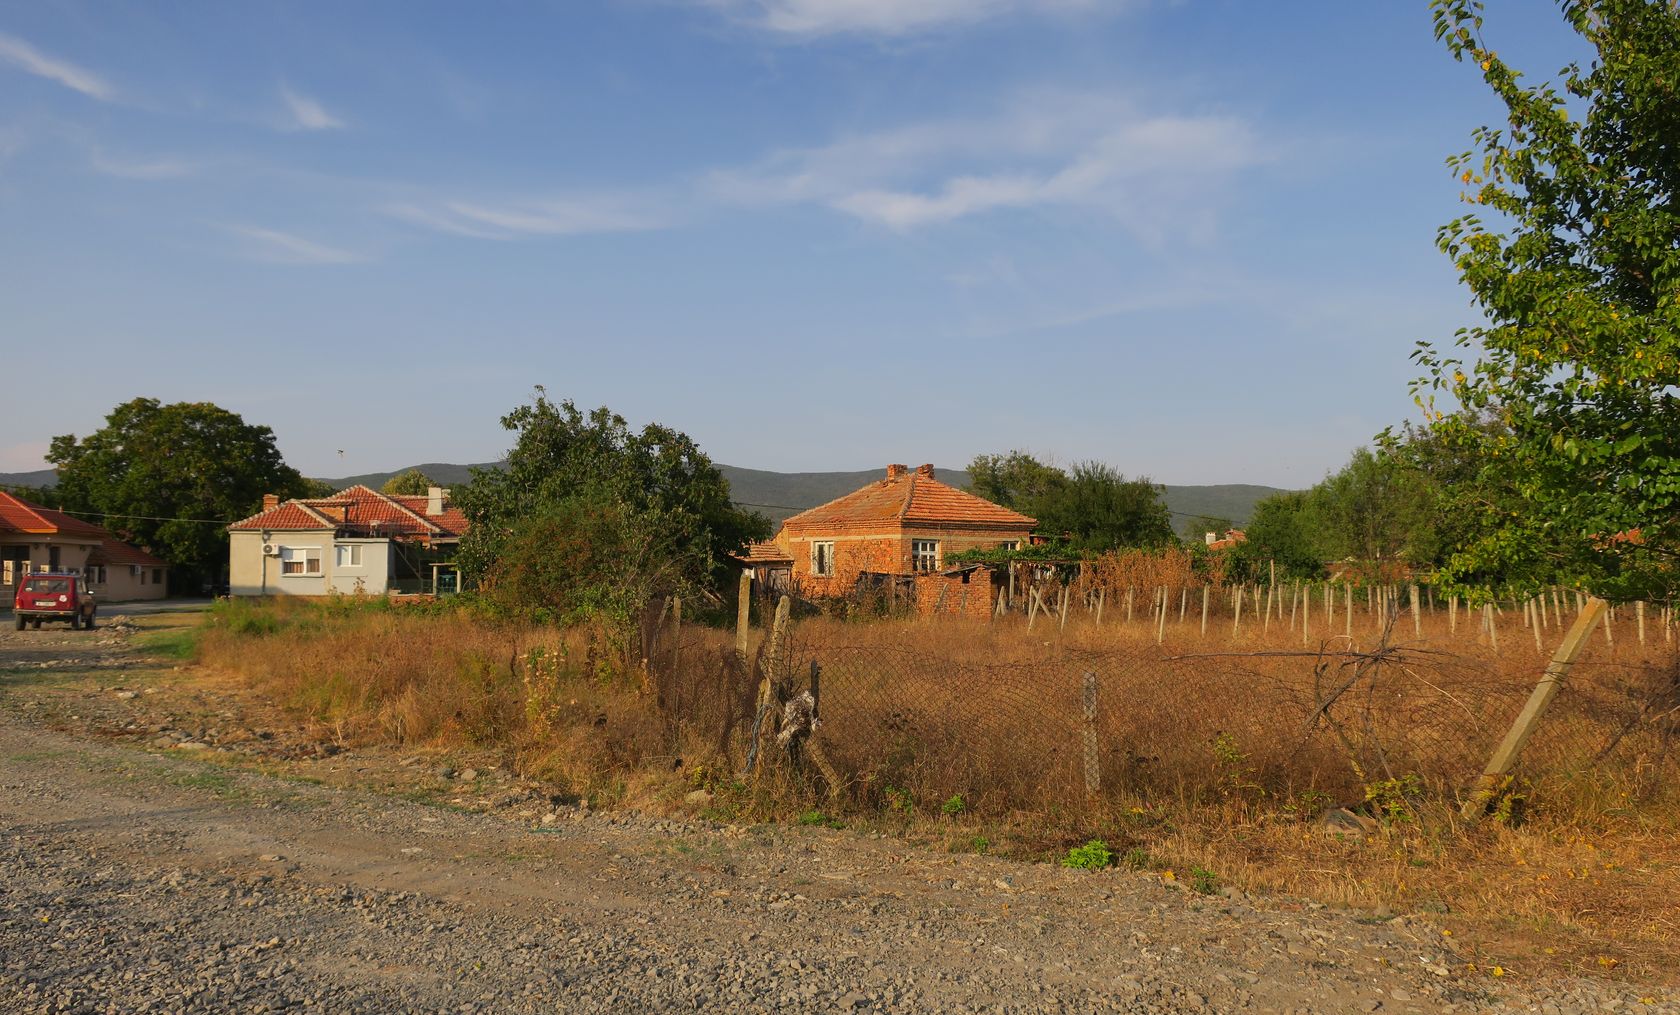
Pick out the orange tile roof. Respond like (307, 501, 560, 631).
(781, 466, 1035, 533)
(0, 491, 110, 539)
(229, 486, 467, 540)
(90, 537, 168, 568)
(734, 540, 794, 564)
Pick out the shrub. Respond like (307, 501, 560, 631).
(1061, 840, 1113, 871)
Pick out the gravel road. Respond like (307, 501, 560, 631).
(0, 621, 1670, 1014)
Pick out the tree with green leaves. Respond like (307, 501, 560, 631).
(48, 398, 310, 586)
(1415, 0, 1680, 599)
(965, 451, 1067, 513)
(1310, 448, 1433, 574)
(1230, 492, 1325, 580)
(381, 468, 435, 496)
(1032, 461, 1175, 551)
(455, 390, 767, 593)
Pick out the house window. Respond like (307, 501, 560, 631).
(998, 541, 1020, 552)
(336, 544, 363, 568)
(911, 539, 940, 573)
(811, 541, 835, 577)
(48, 546, 61, 569)
(153, 567, 164, 585)
(87, 566, 107, 585)
(280, 547, 321, 576)
(138, 568, 146, 585)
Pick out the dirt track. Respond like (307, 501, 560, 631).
(0, 618, 1669, 1014)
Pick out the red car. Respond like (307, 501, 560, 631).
(13, 572, 98, 630)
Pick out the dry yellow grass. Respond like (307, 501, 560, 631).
(195, 593, 1679, 983)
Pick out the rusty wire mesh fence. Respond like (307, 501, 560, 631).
(646, 615, 1680, 819)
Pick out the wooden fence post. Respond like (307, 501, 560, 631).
(1156, 585, 1167, 645)
(1082, 671, 1101, 795)
(1095, 587, 1105, 626)
(735, 570, 752, 660)
(1232, 583, 1243, 636)
(1179, 586, 1188, 624)
(1201, 585, 1210, 638)
(1461, 598, 1608, 821)
(1411, 584, 1421, 639)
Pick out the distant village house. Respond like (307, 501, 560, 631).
(736, 464, 1035, 618)
(0, 491, 169, 601)
(227, 485, 466, 597)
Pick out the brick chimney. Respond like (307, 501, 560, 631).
(886, 464, 908, 480)
(426, 486, 447, 516)
(262, 494, 278, 511)
(915, 464, 935, 479)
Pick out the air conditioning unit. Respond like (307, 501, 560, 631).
(262, 543, 281, 557)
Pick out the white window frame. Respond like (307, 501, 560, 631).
(998, 540, 1020, 552)
(335, 544, 363, 568)
(87, 565, 107, 585)
(911, 539, 940, 573)
(280, 546, 322, 577)
(811, 540, 835, 577)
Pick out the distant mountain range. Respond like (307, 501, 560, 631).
(0, 462, 1289, 529)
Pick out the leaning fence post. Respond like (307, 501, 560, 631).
(1461, 597, 1607, 822)
(1081, 671, 1100, 795)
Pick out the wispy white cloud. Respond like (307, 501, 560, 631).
(0, 31, 113, 100)
(706, 90, 1265, 237)
(226, 225, 364, 264)
(383, 195, 671, 240)
(281, 87, 346, 131)
(90, 151, 198, 180)
(705, 0, 1105, 37)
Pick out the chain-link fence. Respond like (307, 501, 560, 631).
(645, 610, 1679, 819)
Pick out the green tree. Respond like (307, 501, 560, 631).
(1310, 448, 1432, 573)
(48, 399, 310, 586)
(1416, 0, 1680, 599)
(484, 492, 696, 628)
(455, 390, 767, 588)
(965, 451, 1067, 514)
(1230, 492, 1325, 580)
(1033, 462, 1174, 551)
(381, 468, 435, 496)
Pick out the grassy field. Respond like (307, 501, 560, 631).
(193, 593, 1679, 983)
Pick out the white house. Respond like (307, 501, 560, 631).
(226, 485, 467, 596)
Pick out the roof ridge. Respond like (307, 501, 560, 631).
(897, 474, 916, 520)
(779, 475, 895, 528)
(0, 491, 53, 531)
(347, 484, 440, 532)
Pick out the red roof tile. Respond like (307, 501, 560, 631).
(228, 486, 467, 540)
(734, 540, 794, 564)
(90, 537, 168, 568)
(0, 491, 110, 539)
(781, 467, 1035, 533)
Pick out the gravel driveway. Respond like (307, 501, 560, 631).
(0, 622, 1669, 1014)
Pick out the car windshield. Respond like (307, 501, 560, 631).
(24, 578, 71, 594)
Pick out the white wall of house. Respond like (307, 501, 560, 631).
(327, 538, 391, 595)
(89, 564, 169, 602)
(230, 529, 396, 596)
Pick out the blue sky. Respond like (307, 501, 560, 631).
(0, 1, 1585, 486)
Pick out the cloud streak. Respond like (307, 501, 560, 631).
(707, 90, 1265, 237)
(281, 87, 346, 130)
(0, 31, 113, 100)
(706, 0, 1104, 37)
(384, 194, 672, 240)
(226, 225, 364, 264)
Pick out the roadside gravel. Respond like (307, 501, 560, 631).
(0, 622, 1671, 1014)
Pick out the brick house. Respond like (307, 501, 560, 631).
(226, 485, 467, 596)
(743, 464, 1035, 618)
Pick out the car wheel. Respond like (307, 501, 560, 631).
(12, 615, 22, 631)
(85, 611, 96, 631)
(69, 613, 81, 631)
